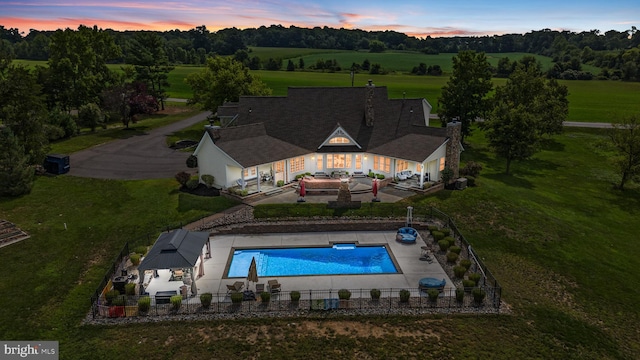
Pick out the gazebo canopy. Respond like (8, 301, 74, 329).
(138, 229, 209, 272)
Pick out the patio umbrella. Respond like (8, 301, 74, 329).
(406, 206, 413, 227)
(297, 179, 306, 202)
(372, 179, 379, 202)
(247, 256, 259, 291)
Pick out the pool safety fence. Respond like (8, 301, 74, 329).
(91, 286, 502, 319)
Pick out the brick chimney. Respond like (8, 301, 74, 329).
(365, 80, 375, 127)
(445, 121, 462, 178)
(210, 126, 221, 141)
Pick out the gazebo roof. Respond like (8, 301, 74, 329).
(137, 229, 209, 272)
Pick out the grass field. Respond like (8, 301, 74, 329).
(1, 110, 639, 358)
(14, 57, 640, 123)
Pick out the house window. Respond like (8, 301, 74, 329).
(416, 163, 422, 173)
(439, 158, 445, 171)
(329, 137, 350, 144)
(290, 156, 304, 173)
(373, 156, 391, 173)
(355, 154, 362, 170)
(243, 167, 257, 178)
(275, 161, 284, 173)
(316, 155, 323, 171)
(397, 160, 409, 172)
(326, 154, 352, 169)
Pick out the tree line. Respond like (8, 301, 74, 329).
(2, 24, 640, 80)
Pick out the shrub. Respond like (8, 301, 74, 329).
(125, 283, 136, 296)
(449, 245, 461, 255)
(453, 265, 467, 279)
(462, 279, 476, 291)
(370, 288, 381, 300)
(455, 288, 465, 302)
(432, 231, 445, 241)
(466, 176, 476, 187)
(201, 174, 215, 188)
(260, 291, 271, 303)
(446, 252, 459, 264)
(231, 292, 244, 304)
(427, 289, 440, 302)
(186, 178, 199, 190)
(170, 295, 182, 310)
(376, 174, 385, 180)
(290, 291, 301, 302)
(175, 171, 190, 186)
(276, 180, 284, 187)
(112, 295, 126, 306)
(200, 293, 213, 309)
(105, 290, 120, 304)
(427, 225, 439, 232)
(295, 174, 305, 180)
(399, 289, 411, 303)
(130, 253, 141, 266)
(186, 155, 198, 168)
(442, 236, 455, 246)
(133, 246, 147, 255)
(368, 171, 375, 178)
(472, 288, 486, 304)
(460, 161, 483, 177)
(441, 228, 451, 236)
(338, 289, 352, 300)
(138, 296, 151, 313)
(469, 272, 482, 285)
(438, 239, 450, 251)
(460, 259, 472, 271)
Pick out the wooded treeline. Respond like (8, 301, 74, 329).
(2, 24, 640, 80)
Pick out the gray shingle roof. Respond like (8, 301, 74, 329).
(207, 86, 447, 164)
(138, 229, 209, 271)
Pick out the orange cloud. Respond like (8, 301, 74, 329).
(0, 16, 196, 32)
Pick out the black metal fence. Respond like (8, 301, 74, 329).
(91, 206, 503, 319)
(93, 286, 501, 319)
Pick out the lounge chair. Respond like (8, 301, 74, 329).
(226, 281, 244, 293)
(256, 283, 265, 294)
(268, 279, 281, 293)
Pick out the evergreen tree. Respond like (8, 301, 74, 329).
(438, 51, 493, 143)
(0, 128, 35, 197)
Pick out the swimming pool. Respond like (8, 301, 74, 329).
(227, 244, 398, 277)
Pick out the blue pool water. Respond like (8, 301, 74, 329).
(227, 244, 398, 277)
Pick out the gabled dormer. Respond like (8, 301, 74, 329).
(318, 124, 362, 149)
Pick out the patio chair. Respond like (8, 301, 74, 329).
(268, 279, 281, 293)
(256, 283, 265, 294)
(226, 281, 244, 293)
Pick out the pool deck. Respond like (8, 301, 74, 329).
(143, 231, 453, 299)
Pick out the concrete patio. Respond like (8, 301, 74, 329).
(141, 230, 453, 303)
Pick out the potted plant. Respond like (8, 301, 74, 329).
(399, 289, 411, 303)
(170, 295, 182, 312)
(125, 282, 136, 296)
(338, 289, 351, 308)
(230, 292, 244, 306)
(370, 288, 381, 301)
(290, 290, 301, 303)
(260, 291, 271, 303)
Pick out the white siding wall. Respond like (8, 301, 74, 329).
(195, 135, 242, 189)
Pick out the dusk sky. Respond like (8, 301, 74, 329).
(1, 0, 638, 37)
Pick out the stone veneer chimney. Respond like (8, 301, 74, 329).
(445, 121, 462, 179)
(365, 80, 375, 127)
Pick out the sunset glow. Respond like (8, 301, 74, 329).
(1, 0, 637, 37)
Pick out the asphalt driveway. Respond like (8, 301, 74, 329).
(68, 111, 211, 180)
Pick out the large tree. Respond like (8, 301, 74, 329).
(47, 25, 121, 111)
(438, 50, 493, 143)
(127, 32, 173, 110)
(483, 62, 569, 174)
(186, 56, 271, 113)
(0, 128, 35, 197)
(609, 115, 640, 190)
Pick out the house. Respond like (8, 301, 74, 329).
(192, 83, 462, 192)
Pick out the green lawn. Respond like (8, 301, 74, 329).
(1, 120, 638, 358)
